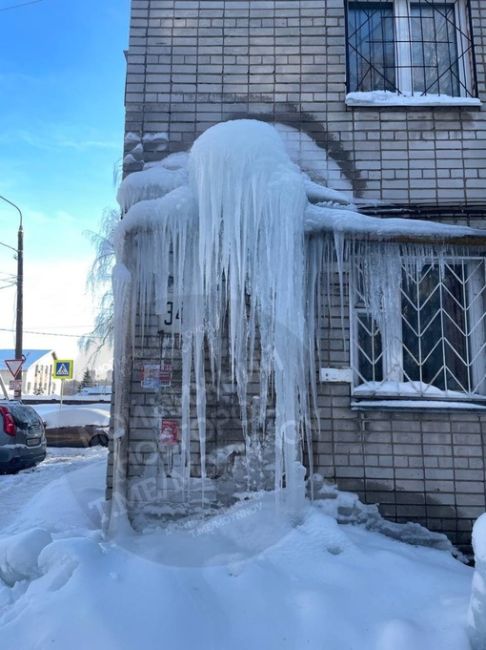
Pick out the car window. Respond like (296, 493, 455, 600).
(6, 404, 43, 428)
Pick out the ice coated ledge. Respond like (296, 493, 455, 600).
(346, 91, 482, 108)
(304, 204, 486, 244)
(116, 118, 486, 247)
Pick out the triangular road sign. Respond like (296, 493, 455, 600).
(5, 359, 23, 378)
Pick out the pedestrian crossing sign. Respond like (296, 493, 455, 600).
(53, 359, 74, 380)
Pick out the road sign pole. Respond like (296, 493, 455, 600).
(0, 194, 24, 401)
(60, 380, 64, 410)
(14, 223, 23, 400)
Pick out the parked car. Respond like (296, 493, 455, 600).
(32, 404, 110, 448)
(0, 400, 47, 473)
(44, 424, 109, 448)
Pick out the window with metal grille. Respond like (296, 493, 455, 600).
(351, 254, 486, 400)
(346, 0, 476, 98)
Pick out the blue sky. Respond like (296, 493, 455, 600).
(0, 0, 129, 355)
(0, 0, 129, 258)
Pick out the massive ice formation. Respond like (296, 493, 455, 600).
(111, 119, 485, 524)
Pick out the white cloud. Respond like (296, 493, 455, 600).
(0, 258, 106, 375)
(0, 126, 120, 153)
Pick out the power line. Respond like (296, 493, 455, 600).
(0, 0, 46, 12)
(0, 326, 100, 339)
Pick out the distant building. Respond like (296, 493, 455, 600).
(79, 385, 112, 398)
(0, 349, 59, 397)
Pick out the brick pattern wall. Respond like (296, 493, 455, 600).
(124, 0, 486, 206)
(316, 383, 486, 552)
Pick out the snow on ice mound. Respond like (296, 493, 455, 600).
(117, 165, 187, 213)
(0, 485, 474, 650)
(468, 513, 486, 650)
(0, 455, 475, 650)
(0, 528, 52, 587)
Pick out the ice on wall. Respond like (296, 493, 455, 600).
(117, 166, 188, 213)
(274, 122, 353, 194)
(468, 513, 486, 650)
(113, 119, 486, 523)
(115, 120, 311, 515)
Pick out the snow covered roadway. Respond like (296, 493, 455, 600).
(0, 450, 476, 650)
(0, 448, 107, 531)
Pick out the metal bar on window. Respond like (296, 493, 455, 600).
(351, 254, 486, 400)
(345, 0, 476, 98)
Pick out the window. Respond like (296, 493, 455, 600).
(351, 251, 486, 400)
(346, 0, 477, 101)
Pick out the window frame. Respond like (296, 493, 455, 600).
(349, 253, 486, 402)
(344, 0, 480, 106)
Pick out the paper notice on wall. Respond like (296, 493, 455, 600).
(141, 362, 173, 390)
(141, 364, 161, 390)
(160, 362, 173, 387)
(160, 419, 180, 446)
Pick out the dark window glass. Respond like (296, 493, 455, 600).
(357, 313, 383, 382)
(7, 404, 44, 430)
(348, 2, 396, 91)
(411, 3, 459, 96)
(401, 265, 469, 391)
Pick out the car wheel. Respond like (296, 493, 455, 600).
(89, 433, 108, 447)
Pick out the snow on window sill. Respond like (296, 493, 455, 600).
(351, 399, 486, 411)
(352, 382, 486, 407)
(345, 91, 482, 108)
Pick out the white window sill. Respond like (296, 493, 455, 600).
(345, 91, 482, 108)
(351, 399, 486, 411)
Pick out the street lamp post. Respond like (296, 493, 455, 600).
(0, 195, 23, 399)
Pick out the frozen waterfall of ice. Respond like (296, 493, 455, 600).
(113, 120, 313, 516)
(111, 118, 486, 525)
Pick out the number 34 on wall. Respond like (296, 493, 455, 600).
(159, 300, 181, 334)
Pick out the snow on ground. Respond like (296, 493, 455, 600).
(0, 451, 475, 650)
(32, 403, 110, 428)
(0, 448, 107, 532)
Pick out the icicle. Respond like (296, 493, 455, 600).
(188, 120, 309, 509)
(112, 260, 133, 439)
(106, 248, 134, 536)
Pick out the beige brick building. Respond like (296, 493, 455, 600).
(111, 0, 486, 551)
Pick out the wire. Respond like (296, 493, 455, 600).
(0, 326, 101, 339)
(0, 240, 17, 253)
(0, 0, 46, 12)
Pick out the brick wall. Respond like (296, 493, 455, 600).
(112, 0, 486, 550)
(315, 383, 486, 552)
(124, 0, 486, 206)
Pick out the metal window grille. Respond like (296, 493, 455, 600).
(351, 255, 486, 399)
(346, 0, 477, 97)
